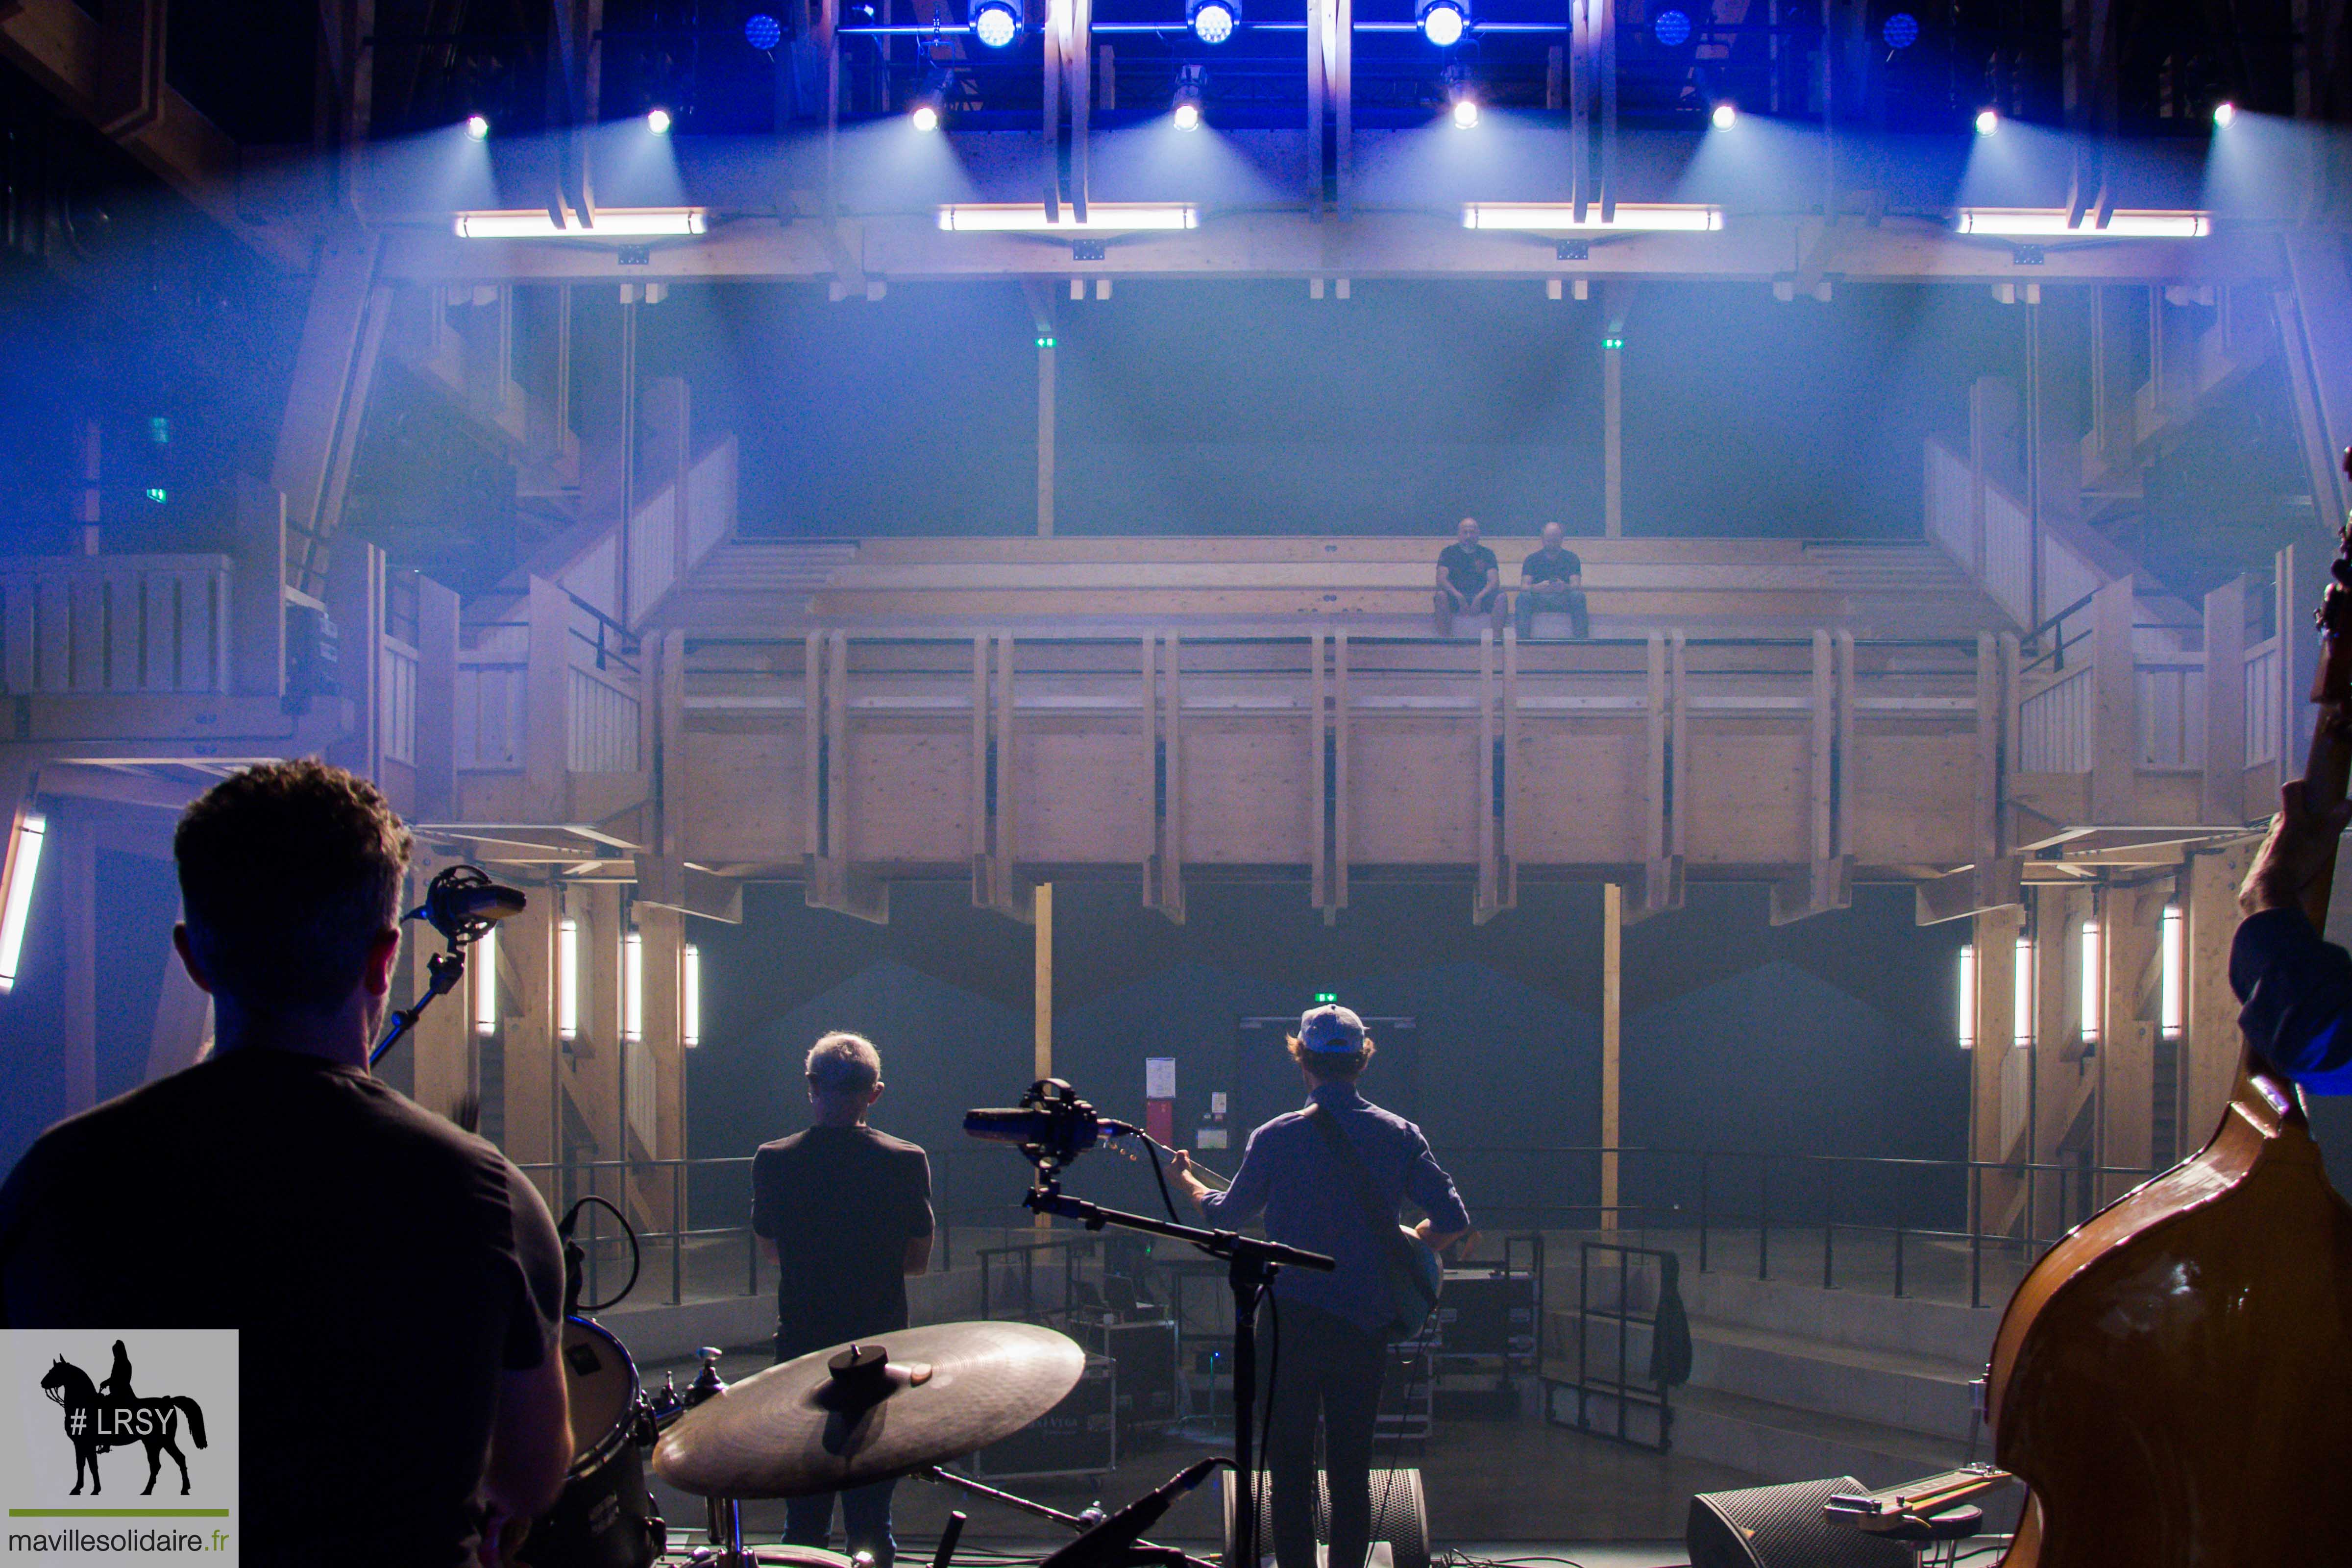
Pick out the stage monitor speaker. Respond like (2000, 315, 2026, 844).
(1220, 1468, 1430, 1568)
(1686, 1477, 1919, 1568)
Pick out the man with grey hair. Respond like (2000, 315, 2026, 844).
(752, 1031, 934, 1567)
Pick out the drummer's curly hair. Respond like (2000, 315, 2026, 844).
(175, 759, 411, 1013)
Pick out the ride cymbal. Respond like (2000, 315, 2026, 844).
(653, 1321, 1085, 1500)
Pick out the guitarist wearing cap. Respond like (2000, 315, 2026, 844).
(1172, 1004, 1470, 1568)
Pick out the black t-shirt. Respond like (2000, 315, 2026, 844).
(1522, 547, 1583, 586)
(1438, 541, 1499, 598)
(753, 1126, 933, 1358)
(0, 1049, 563, 1568)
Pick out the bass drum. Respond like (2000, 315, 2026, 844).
(520, 1318, 666, 1568)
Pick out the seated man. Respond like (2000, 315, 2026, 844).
(0, 760, 570, 1568)
(1516, 522, 1591, 639)
(1433, 516, 1503, 636)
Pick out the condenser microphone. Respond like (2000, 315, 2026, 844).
(411, 866, 528, 942)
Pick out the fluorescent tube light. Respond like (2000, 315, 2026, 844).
(558, 917, 580, 1040)
(1957, 942, 1975, 1051)
(1954, 208, 2209, 239)
(0, 811, 47, 994)
(682, 944, 702, 1048)
(2014, 934, 2034, 1049)
(1462, 202, 1723, 232)
(2079, 918, 2101, 1048)
(622, 930, 644, 1045)
(455, 208, 709, 239)
(473, 925, 498, 1038)
(2161, 905, 2184, 1041)
(937, 203, 1198, 232)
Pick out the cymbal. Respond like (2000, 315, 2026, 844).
(653, 1321, 1085, 1500)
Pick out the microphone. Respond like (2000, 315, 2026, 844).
(1038, 1457, 1228, 1568)
(964, 1080, 1137, 1170)
(411, 865, 527, 942)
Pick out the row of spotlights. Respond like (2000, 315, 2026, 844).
(464, 107, 671, 139)
(966, 0, 1238, 45)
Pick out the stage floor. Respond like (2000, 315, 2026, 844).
(643, 1348, 1754, 1558)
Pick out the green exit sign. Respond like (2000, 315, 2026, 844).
(1313, 991, 1337, 1004)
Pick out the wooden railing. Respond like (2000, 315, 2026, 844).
(2017, 665, 2093, 773)
(2135, 660, 2205, 770)
(0, 554, 233, 695)
(380, 634, 420, 766)
(2244, 636, 2281, 767)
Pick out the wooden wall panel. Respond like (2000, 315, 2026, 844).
(1682, 724, 1807, 864)
(1181, 719, 1313, 865)
(1019, 724, 1152, 862)
(1509, 726, 1648, 863)
(681, 726, 804, 862)
(1850, 731, 1979, 863)
(1349, 720, 1480, 863)
(849, 725, 973, 863)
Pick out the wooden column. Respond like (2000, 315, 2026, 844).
(2089, 578, 2137, 823)
(2031, 884, 2093, 1237)
(58, 813, 96, 1117)
(502, 894, 560, 1184)
(2097, 881, 2162, 1204)
(524, 575, 571, 824)
(406, 854, 473, 1121)
(1602, 331, 1623, 538)
(1968, 904, 2024, 1230)
(415, 575, 460, 820)
(1034, 882, 1054, 1081)
(1037, 342, 1056, 538)
(2202, 576, 2247, 825)
(1600, 881, 1621, 1231)
(326, 539, 385, 784)
(2183, 841, 2256, 1144)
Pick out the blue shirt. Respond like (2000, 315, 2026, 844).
(1200, 1081, 1471, 1332)
(2230, 906, 2352, 1094)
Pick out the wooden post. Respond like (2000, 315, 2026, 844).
(1601, 881, 1621, 1231)
(231, 478, 288, 697)
(1602, 331, 1623, 538)
(2183, 842, 2256, 1141)
(524, 575, 571, 824)
(326, 539, 385, 784)
(2202, 576, 2247, 824)
(1034, 882, 1054, 1082)
(1037, 343, 1056, 538)
(2097, 882, 2161, 1204)
(503, 894, 559, 1184)
(2089, 578, 2137, 822)
(59, 814, 96, 1117)
(415, 575, 459, 820)
(1969, 904, 2023, 1229)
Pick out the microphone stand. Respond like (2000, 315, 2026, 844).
(1019, 1171, 1334, 1568)
(369, 943, 466, 1068)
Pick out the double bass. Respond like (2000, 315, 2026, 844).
(1983, 451, 2352, 1566)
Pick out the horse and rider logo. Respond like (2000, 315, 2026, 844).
(36, 1340, 208, 1495)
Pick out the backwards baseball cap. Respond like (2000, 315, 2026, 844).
(1298, 1004, 1367, 1054)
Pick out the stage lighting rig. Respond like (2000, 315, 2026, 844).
(1187, 0, 1239, 44)
(1881, 10, 1918, 47)
(1418, 0, 1469, 47)
(970, 0, 1023, 49)
(1651, 7, 1691, 45)
(1974, 106, 2000, 134)
(465, 113, 490, 140)
(745, 11, 784, 49)
(1173, 66, 1206, 129)
(2213, 100, 2237, 126)
(646, 106, 673, 134)
(1710, 101, 1737, 128)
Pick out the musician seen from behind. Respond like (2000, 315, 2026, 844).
(1172, 1004, 1470, 1568)
(0, 759, 570, 1568)
(1433, 516, 1504, 637)
(2232, 780, 2352, 1088)
(752, 1031, 934, 1568)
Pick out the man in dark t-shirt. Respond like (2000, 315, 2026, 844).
(1517, 521, 1591, 639)
(1433, 515, 1503, 636)
(0, 760, 569, 1568)
(753, 1031, 934, 1567)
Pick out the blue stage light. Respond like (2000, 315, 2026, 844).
(1188, 0, 1239, 43)
(465, 113, 490, 140)
(1882, 11, 1918, 48)
(744, 11, 783, 48)
(1652, 8, 1691, 46)
(1417, 0, 1469, 48)
(1974, 106, 1999, 135)
(970, 0, 1022, 48)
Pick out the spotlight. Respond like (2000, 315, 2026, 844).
(1174, 100, 1202, 129)
(2213, 100, 2237, 127)
(1881, 10, 1918, 48)
(1174, 63, 1207, 126)
(1417, 0, 1469, 48)
(911, 101, 941, 130)
(1451, 94, 1480, 129)
(745, 11, 784, 49)
(1975, 106, 2000, 135)
(1187, 0, 1239, 44)
(1652, 7, 1691, 45)
(971, 0, 1022, 48)
(1710, 101, 1737, 129)
(465, 113, 490, 140)
(646, 106, 673, 134)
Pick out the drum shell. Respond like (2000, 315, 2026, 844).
(519, 1318, 663, 1568)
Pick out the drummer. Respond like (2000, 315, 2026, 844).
(0, 760, 571, 1567)
(753, 1032, 936, 1567)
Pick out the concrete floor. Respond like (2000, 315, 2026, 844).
(641, 1347, 1754, 1564)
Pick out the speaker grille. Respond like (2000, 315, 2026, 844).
(1687, 1477, 1918, 1568)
